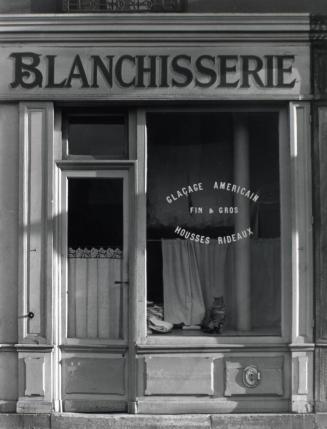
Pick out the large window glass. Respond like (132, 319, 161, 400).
(146, 111, 281, 336)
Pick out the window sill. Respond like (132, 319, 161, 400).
(148, 328, 281, 337)
(139, 331, 289, 350)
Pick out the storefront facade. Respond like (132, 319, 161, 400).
(0, 8, 324, 426)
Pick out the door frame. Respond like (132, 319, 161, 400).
(55, 160, 136, 412)
(57, 161, 135, 346)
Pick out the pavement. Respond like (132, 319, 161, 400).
(1, 413, 327, 429)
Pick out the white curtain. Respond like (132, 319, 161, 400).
(68, 248, 122, 339)
(162, 239, 205, 325)
(162, 238, 280, 329)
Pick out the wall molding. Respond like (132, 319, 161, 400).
(0, 14, 310, 43)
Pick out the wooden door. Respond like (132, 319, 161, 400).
(59, 167, 130, 412)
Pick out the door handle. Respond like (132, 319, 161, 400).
(114, 281, 129, 285)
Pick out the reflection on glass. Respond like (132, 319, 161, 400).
(146, 112, 281, 336)
(67, 178, 124, 339)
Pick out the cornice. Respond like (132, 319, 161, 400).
(0, 13, 311, 43)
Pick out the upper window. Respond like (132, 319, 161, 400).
(63, 112, 128, 159)
(146, 110, 282, 337)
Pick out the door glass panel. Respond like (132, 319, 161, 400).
(67, 178, 124, 339)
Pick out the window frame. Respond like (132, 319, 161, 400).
(134, 104, 293, 347)
(62, 110, 129, 160)
(57, 163, 134, 347)
(55, 107, 137, 348)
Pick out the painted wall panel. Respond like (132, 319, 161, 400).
(145, 356, 214, 395)
(63, 357, 126, 395)
(224, 356, 284, 396)
(0, 104, 19, 343)
(316, 106, 327, 342)
(18, 102, 54, 344)
(24, 356, 45, 396)
(0, 352, 18, 401)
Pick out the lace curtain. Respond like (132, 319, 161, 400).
(68, 247, 123, 339)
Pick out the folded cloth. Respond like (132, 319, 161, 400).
(148, 316, 173, 333)
(148, 306, 163, 319)
(147, 302, 172, 333)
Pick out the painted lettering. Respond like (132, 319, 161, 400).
(65, 55, 90, 88)
(9, 52, 297, 91)
(10, 52, 43, 89)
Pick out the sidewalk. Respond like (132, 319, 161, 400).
(0, 413, 325, 429)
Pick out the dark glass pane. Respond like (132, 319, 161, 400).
(68, 178, 123, 249)
(67, 178, 124, 340)
(68, 115, 128, 158)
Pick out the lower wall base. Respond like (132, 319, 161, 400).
(135, 398, 289, 414)
(0, 401, 16, 413)
(16, 400, 53, 414)
(2, 413, 327, 429)
(63, 399, 127, 413)
(0, 414, 50, 429)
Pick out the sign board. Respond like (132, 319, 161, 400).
(0, 45, 310, 100)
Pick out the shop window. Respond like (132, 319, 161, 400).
(63, 113, 128, 158)
(146, 111, 281, 336)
